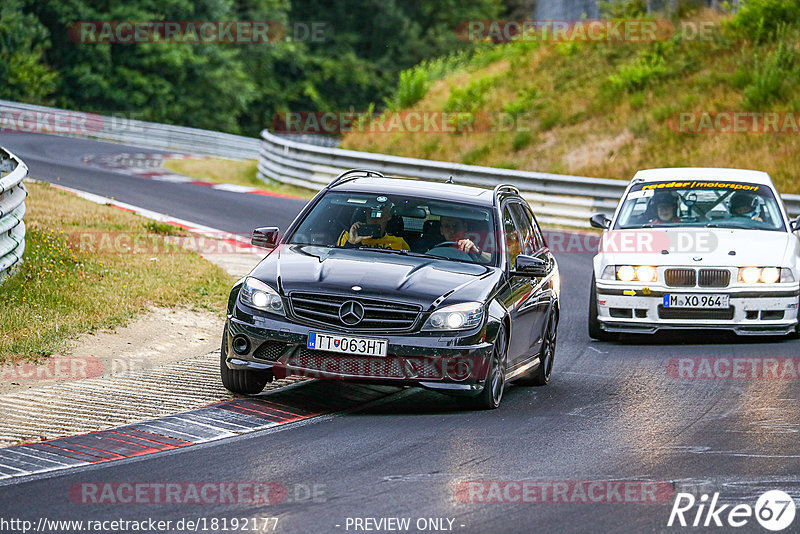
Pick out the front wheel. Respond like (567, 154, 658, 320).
(462, 324, 507, 410)
(220, 328, 272, 395)
(589, 274, 618, 341)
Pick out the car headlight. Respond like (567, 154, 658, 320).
(738, 267, 786, 284)
(616, 265, 658, 283)
(240, 277, 285, 315)
(600, 265, 616, 280)
(422, 302, 484, 331)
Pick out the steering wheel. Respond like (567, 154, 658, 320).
(426, 241, 480, 261)
(429, 241, 459, 249)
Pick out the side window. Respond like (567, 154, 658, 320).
(509, 203, 535, 256)
(522, 204, 545, 251)
(502, 206, 522, 267)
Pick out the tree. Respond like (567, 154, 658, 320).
(0, 0, 57, 103)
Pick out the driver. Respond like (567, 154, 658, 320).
(729, 192, 763, 222)
(337, 200, 410, 250)
(648, 192, 681, 224)
(435, 216, 491, 262)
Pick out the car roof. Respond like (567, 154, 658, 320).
(632, 167, 775, 186)
(331, 176, 498, 205)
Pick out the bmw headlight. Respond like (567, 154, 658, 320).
(738, 267, 788, 284)
(240, 277, 285, 315)
(616, 265, 658, 283)
(423, 302, 484, 331)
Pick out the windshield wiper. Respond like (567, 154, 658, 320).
(359, 247, 429, 258)
(706, 223, 753, 230)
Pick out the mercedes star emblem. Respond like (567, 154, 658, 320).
(338, 300, 365, 325)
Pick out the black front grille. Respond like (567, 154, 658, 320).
(253, 340, 286, 361)
(658, 305, 735, 320)
(665, 268, 696, 287)
(698, 269, 730, 288)
(289, 292, 421, 331)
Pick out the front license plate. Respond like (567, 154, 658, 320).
(307, 332, 388, 357)
(663, 294, 730, 308)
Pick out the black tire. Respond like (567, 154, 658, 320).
(220, 328, 272, 395)
(517, 307, 557, 386)
(588, 274, 618, 342)
(789, 322, 800, 340)
(463, 324, 507, 410)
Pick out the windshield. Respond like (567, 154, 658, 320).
(614, 180, 787, 232)
(287, 191, 498, 265)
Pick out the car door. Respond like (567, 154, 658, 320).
(500, 203, 540, 370)
(508, 202, 552, 361)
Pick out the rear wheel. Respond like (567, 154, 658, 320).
(462, 324, 507, 410)
(589, 274, 618, 342)
(518, 307, 557, 386)
(220, 328, 272, 395)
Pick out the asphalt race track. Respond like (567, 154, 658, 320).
(1, 133, 799, 533)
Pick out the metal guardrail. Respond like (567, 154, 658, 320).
(0, 99, 796, 228)
(0, 99, 338, 158)
(0, 99, 263, 160)
(258, 129, 800, 228)
(0, 148, 28, 283)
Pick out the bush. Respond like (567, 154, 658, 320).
(443, 75, 498, 112)
(511, 131, 533, 151)
(607, 41, 674, 92)
(383, 50, 475, 110)
(741, 42, 798, 109)
(728, 0, 800, 42)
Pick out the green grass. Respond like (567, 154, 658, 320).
(163, 157, 316, 200)
(0, 182, 234, 362)
(342, 3, 800, 195)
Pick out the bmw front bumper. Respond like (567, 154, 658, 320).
(595, 284, 800, 336)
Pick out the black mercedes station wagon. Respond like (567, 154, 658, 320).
(221, 170, 560, 409)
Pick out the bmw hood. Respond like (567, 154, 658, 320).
(249, 245, 498, 309)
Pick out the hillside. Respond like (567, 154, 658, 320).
(341, 2, 800, 194)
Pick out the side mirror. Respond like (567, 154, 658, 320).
(514, 254, 549, 277)
(590, 213, 611, 230)
(252, 227, 280, 248)
(791, 215, 800, 232)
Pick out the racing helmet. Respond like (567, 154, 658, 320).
(729, 191, 758, 215)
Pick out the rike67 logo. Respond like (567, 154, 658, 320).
(668, 490, 796, 531)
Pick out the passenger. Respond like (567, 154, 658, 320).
(337, 200, 410, 250)
(729, 192, 763, 222)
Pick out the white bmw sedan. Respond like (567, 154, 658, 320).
(589, 168, 800, 340)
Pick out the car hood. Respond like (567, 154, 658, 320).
(600, 228, 797, 267)
(250, 245, 499, 309)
